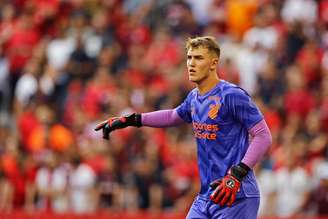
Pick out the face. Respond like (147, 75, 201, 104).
(187, 47, 218, 84)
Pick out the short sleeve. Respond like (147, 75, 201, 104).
(175, 92, 193, 123)
(226, 88, 263, 130)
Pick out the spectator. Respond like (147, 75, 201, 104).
(303, 161, 328, 215)
(274, 145, 310, 217)
(69, 155, 97, 213)
(0, 46, 10, 118)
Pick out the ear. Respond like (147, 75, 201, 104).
(210, 58, 219, 71)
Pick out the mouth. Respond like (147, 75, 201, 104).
(188, 69, 196, 74)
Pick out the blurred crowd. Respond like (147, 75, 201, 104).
(0, 0, 328, 217)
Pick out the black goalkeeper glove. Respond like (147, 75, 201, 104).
(210, 163, 250, 207)
(94, 113, 142, 140)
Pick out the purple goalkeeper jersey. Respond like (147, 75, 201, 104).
(176, 80, 263, 199)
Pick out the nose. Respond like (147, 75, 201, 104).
(188, 58, 196, 67)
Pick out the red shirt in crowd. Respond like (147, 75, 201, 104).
(284, 89, 316, 118)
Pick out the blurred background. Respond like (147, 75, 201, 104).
(0, 0, 328, 218)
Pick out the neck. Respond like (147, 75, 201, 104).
(197, 72, 220, 95)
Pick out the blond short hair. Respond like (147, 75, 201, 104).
(185, 36, 220, 58)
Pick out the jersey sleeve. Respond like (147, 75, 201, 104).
(175, 91, 193, 123)
(226, 88, 263, 130)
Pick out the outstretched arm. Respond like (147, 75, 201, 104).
(95, 109, 185, 140)
(141, 108, 185, 128)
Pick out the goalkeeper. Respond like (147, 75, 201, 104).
(95, 36, 272, 219)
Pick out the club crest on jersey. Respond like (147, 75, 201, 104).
(208, 104, 220, 120)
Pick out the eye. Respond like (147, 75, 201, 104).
(187, 55, 192, 59)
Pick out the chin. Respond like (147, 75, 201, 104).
(189, 76, 199, 83)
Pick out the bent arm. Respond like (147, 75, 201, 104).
(141, 109, 185, 128)
(241, 119, 272, 168)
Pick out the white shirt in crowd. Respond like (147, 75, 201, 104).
(69, 163, 96, 213)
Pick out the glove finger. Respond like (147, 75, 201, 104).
(102, 124, 110, 140)
(110, 119, 124, 130)
(213, 186, 226, 204)
(94, 120, 107, 131)
(210, 179, 222, 189)
(228, 192, 236, 207)
(210, 183, 223, 201)
(219, 189, 232, 206)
